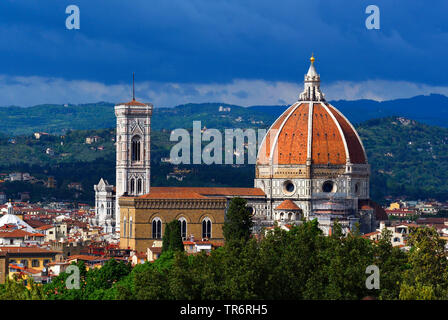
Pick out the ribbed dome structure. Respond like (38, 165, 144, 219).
(256, 102, 367, 166)
(254, 56, 372, 234)
(257, 57, 367, 167)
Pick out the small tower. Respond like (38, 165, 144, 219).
(115, 74, 153, 232)
(299, 54, 325, 102)
(7, 201, 13, 215)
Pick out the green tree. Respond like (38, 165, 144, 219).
(162, 220, 185, 252)
(43, 259, 131, 300)
(0, 276, 45, 300)
(399, 227, 448, 299)
(373, 228, 407, 300)
(222, 197, 253, 244)
(258, 220, 324, 299)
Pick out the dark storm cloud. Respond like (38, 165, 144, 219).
(0, 0, 446, 86)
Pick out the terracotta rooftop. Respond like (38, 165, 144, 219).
(361, 231, 381, 238)
(120, 100, 148, 106)
(257, 102, 367, 165)
(0, 247, 58, 254)
(139, 187, 265, 200)
(36, 225, 55, 231)
(0, 229, 43, 238)
(275, 200, 302, 211)
(66, 255, 105, 262)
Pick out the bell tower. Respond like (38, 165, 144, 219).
(115, 74, 153, 232)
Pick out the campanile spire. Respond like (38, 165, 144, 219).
(299, 54, 325, 102)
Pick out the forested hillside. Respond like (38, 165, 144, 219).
(1, 94, 447, 136)
(0, 116, 446, 203)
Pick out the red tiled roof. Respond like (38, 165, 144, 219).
(275, 200, 301, 211)
(361, 231, 380, 238)
(139, 187, 265, 200)
(195, 241, 212, 245)
(327, 104, 366, 164)
(47, 261, 70, 266)
(120, 100, 148, 106)
(66, 255, 105, 262)
(33, 233, 45, 237)
(257, 102, 366, 165)
(0, 229, 36, 238)
(36, 225, 54, 230)
(0, 247, 58, 254)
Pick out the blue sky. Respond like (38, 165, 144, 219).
(0, 0, 447, 107)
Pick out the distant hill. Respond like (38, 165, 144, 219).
(0, 116, 447, 203)
(356, 117, 448, 201)
(0, 94, 447, 135)
(250, 94, 448, 127)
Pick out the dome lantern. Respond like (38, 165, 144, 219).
(299, 54, 325, 102)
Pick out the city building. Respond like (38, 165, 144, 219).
(0, 251, 8, 284)
(1, 247, 60, 271)
(95, 57, 386, 254)
(0, 202, 36, 233)
(91, 179, 116, 234)
(0, 229, 44, 247)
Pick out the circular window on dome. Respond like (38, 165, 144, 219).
(322, 180, 335, 193)
(283, 181, 295, 195)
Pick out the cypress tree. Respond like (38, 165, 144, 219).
(162, 220, 184, 252)
(223, 197, 253, 244)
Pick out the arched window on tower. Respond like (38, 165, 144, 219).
(129, 217, 133, 238)
(123, 217, 127, 238)
(137, 178, 142, 194)
(202, 217, 211, 239)
(131, 136, 141, 162)
(130, 178, 135, 195)
(179, 217, 187, 240)
(152, 218, 162, 239)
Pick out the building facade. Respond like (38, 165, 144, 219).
(253, 56, 376, 235)
(92, 178, 116, 233)
(97, 57, 385, 254)
(94, 97, 153, 234)
(119, 187, 266, 253)
(114, 99, 153, 232)
(0, 251, 8, 284)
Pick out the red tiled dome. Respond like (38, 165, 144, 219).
(257, 62, 367, 167)
(275, 200, 302, 211)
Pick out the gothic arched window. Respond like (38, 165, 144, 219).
(179, 217, 187, 240)
(123, 218, 127, 238)
(137, 179, 142, 194)
(202, 217, 211, 239)
(130, 178, 135, 194)
(152, 218, 162, 239)
(131, 136, 141, 162)
(129, 217, 133, 238)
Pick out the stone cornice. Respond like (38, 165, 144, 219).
(119, 197, 227, 210)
